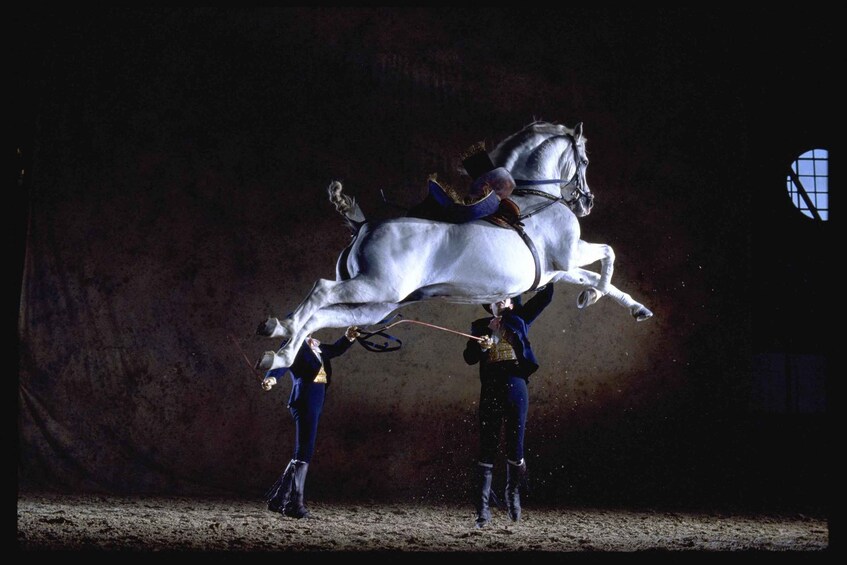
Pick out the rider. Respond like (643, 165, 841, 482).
(463, 283, 554, 527)
(407, 142, 517, 223)
(263, 326, 360, 519)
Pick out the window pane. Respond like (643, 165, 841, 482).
(799, 176, 815, 192)
(816, 159, 828, 176)
(798, 160, 815, 175)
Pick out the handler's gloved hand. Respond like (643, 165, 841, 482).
(345, 326, 361, 342)
(479, 335, 494, 351)
(262, 376, 277, 391)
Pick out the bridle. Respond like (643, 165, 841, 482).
(511, 134, 591, 219)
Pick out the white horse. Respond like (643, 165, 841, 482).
(256, 121, 653, 376)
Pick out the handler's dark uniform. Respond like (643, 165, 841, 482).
(264, 334, 355, 519)
(463, 284, 554, 526)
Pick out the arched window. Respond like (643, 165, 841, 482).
(786, 149, 828, 221)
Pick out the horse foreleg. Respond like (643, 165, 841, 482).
(573, 240, 615, 295)
(556, 268, 653, 321)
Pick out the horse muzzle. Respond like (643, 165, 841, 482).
(573, 193, 594, 217)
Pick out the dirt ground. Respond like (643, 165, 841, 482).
(16, 491, 829, 558)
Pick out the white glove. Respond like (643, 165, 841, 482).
(345, 326, 361, 342)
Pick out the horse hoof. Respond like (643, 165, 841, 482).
(255, 351, 280, 371)
(577, 288, 600, 309)
(257, 317, 286, 337)
(632, 306, 653, 321)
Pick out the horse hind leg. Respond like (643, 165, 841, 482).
(256, 327, 309, 374)
(257, 277, 405, 369)
(255, 183, 369, 339)
(256, 302, 402, 384)
(255, 277, 336, 341)
(257, 316, 286, 337)
(301, 302, 402, 336)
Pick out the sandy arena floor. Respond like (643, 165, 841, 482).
(16, 491, 829, 558)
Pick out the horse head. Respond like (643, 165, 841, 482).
(491, 121, 594, 217)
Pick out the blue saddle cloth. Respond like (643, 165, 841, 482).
(426, 180, 500, 222)
(408, 168, 515, 224)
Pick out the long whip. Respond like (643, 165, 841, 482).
(229, 333, 263, 381)
(363, 317, 485, 342)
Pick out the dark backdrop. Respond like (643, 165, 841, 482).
(15, 8, 834, 513)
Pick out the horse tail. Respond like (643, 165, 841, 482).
(328, 180, 366, 233)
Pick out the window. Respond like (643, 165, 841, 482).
(786, 149, 828, 221)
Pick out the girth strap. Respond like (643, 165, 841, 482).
(515, 224, 541, 292)
(484, 217, 541, 292)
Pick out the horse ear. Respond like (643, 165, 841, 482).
(573, 122, 584, 140)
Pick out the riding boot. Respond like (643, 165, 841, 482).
(505, 459, 526, 522)
(265, 459, 295, 513)
(474, 462, 494, 528)
(282, 460, 310, 519)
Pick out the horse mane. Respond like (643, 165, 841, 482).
(489, 121, 579, 170)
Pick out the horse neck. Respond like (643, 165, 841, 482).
(509, 135, 576, 199)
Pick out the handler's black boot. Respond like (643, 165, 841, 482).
(505, 458, 526, 522)
(282, 460, 310, 519)
(265, 459, 295, 514)
(474, 462, 494, 528)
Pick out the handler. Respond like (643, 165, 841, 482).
(463, 284, 554, 527)
(263, 326, 360, 519)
